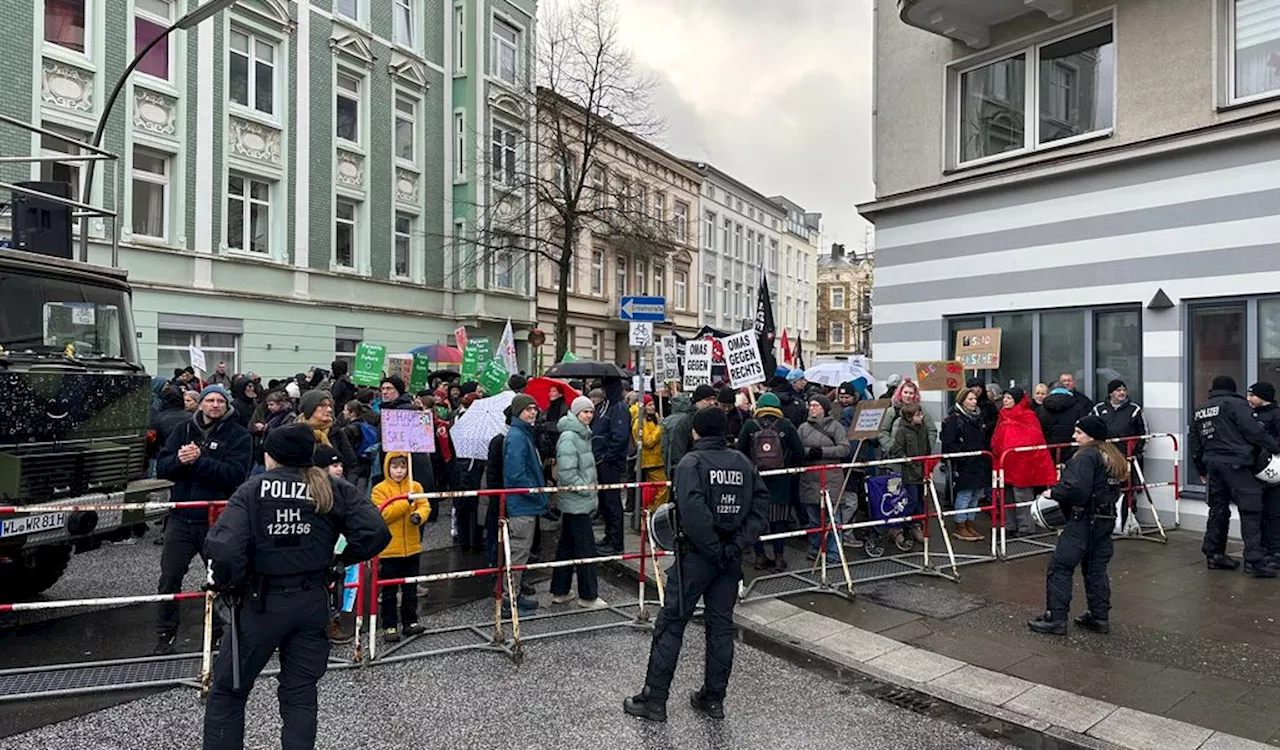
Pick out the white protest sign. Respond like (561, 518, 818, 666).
(683, 340, 712, 390)
(629, 321, 653, 348)
(188, 345, 207, 373)
(657, 335, 679, 381)
(722, 330, 766, 389)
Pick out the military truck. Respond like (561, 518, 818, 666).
(0, 246, 170, 602)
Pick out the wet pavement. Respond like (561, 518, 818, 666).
(0, 575, 1015, 750)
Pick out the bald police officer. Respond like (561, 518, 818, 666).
(625, 406, 768, 722)
(203, 423, 390, 750)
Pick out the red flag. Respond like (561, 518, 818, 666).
(780, 329, 793, 366)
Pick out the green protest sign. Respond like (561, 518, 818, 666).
(472, 338, 492, 368)
(408, 354, 432, 393)
(560, 351, 579, 363)
(478, 359, 509, 396)
(460, 343, 481, 382)
(352, 343, 386, 386)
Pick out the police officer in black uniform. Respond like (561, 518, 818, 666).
(1190, 376, 1280, 577)
(1029, 416, 1128, 635)
(202, 423, 390, 750)
(1246, 382, 1280, 570)
(624, 407, 768, 722)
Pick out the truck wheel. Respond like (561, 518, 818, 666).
(0, 545, 74, 603)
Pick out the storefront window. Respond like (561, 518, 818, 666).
(991, 313, 1033, 389)
(1190, 304, 1245, 407)
(947, 317, 985, 360)
(1039, 310, 1086, 394)
(1094, 309, 1141, 403)
(1258, 299, 1280, 384)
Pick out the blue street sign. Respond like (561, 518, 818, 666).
(619, 296, 666, 321)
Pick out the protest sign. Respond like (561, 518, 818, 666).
(848, 399, 892, 440)
(722, 330, 766, 389)
(380, 409, 436, 453)
(478, 358, 509, 395)
(409, 354, 432, 393)
(914, 360, 965, 391)
(954, 328, 1001, 370)
(683, 340, 713, 390)
(353, 343, 386, 386)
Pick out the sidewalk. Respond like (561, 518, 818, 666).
(610, 520, 1280, 749)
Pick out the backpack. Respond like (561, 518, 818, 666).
(751, 418, 786, 471)
(355, 421, 381, 466)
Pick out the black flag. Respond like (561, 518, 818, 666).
(794, 337, 806, 372)
(754, 270, 778, 379)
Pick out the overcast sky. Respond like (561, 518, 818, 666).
(612, 0, 875, 251)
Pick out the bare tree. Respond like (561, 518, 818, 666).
(451, 0, 682, 362)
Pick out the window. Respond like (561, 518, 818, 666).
(492, 17, 519, 85)
(230, 29, 276, 117)
(1039, 309, 1086, 391)
(393, 0, 415, 48)
(674, 270, 687, 310)
(334, 198, 357, 268)
(673, 200, 689, 243)
(830, 322, 845, 346)
(1095, 309, 1140, 403)
(1191, 304, 1247, 416)
(336, 72, 361, 143)
(704, 275, 714, 313)
(770, 239, 778, 271)
(634, 184, 648, 217)
(651, 191, 665, 222)
(703, 211, 716, 250)
(591, 330, 601, 360)
(722, 280, 731, 317)
(576, 250, 596, 294)
(830, 286, 845, 309)
(590, 167, 606, 210)
(634, 258, 648, 295)
(565, 252, 577, 292)
(130, 147, 168, 241)
(335, 328, 362, 369)
(754, 233, 764, 266)
(992, 312, 1034, 390)
(454, 4, 465, 72)
(135, 0, 172, 80)
(721, 219, 731, 255)
(226, 174, 271, 255)
(785, 247, 792, 276)
(158, 330, 239, 376)
(336, 0, 359, 22)
(393, 212, 413, 278)
(491, 247, 513, 290)
(45, 0, 86, 53)
(734, 283, 743, 319)
(956, 23, 1114, 164)
(395, 95, 416, 162)
(654, 264, 665, 299)
(746, 230, 754, 263)
(453, 112, 466, 180)
(40, 124, 89, 200)
(1232, 0, 1280, 100)
(733, 224, 743, 258)
(615, 256, 627, 297)
(491, 122, 517, 186)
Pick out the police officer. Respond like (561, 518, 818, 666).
(1028, 416, 1128, 635)
(1190, 376, 1280, 577)
(202, 423, 390, 750)
(624, 407, 768, 722)
(1246, 382, 1280, 570)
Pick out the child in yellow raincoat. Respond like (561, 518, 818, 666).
(632, 396, 669, 506)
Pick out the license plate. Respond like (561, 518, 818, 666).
(0, 513, 67, 538)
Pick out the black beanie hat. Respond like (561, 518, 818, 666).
(381, 375, 406, 395)
(1249, 382, 1276, 403)
(313, 445, 342, 468)
(966, 377, 985, 389)
(1006, 386, 1025, 406)
(1107, 379, 1126, 395)
(717, 387, 737, 405)
(508, 374, 529, 392)
(265, 423, 316, 467)
(691, 406, 728, 438)
(1076, 415, 1108, 441)
(1211, 375, 1238, 393)
(692, 384, 717, 403)
(809, 394, 832, 416)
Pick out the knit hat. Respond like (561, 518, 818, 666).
(299, 389, 332, 418)
(1211, 376, 1237, 393)
(1076, 415, 1108, 441)
(1107, 379, 1127, 396)
(381, 375, 406, 395)
(786, 369, 806, 383)
(1249, 382, 1276, 403)
(507, 393, 538, 418)
(508, 374, 529, 392)
(1006, 386, 1025, 406)
(198, 384, 230, 404)
(838, 382, 857, 397)
(691, 406, 728, 438)
(692, 384, 717, 403)
(265, 423, 316, 467)
(886, 373, 903, 388)
(643, 394, 653, 405)
(966, 377, 985, 389)
(570, 396, 594, 416)
(588, 388, 606, 402)
(757, 392, 781, 409)
(808, 394, 832, 416)
(717, 387, 737, 405)
(285, 382, 301, 399)
(313, 445, 342, 469)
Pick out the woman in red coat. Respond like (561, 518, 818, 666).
(992, 387, 1059, 537)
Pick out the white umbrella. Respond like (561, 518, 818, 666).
(451, 391, 516, 460)
(802, 361, 878, 396)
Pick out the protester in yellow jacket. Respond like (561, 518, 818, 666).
(632, 396, 669, 506)
(369, 451, 430, 641)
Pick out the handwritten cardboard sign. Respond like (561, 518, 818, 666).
(914, 360, 966, 391)
(954, 328, 1001, 370)
(848, 399, 892, 440)
(381, 409, 436, 453)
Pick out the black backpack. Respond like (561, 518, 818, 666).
(751, 418, 786, 471)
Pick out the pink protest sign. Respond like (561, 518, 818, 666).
(380, 409, 436, 453)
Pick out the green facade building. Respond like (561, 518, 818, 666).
(9, 0, 537, 377)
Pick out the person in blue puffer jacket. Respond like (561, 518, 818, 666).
(503, 394, 549, 615)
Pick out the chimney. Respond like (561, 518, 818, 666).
(830, 243, 845, 260)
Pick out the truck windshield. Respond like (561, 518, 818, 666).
(0, 267, 141, 364)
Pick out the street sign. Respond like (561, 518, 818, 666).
(629, 321, 653, 348)
(619, 296, 666, 322)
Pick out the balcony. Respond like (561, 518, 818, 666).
(898, 0, 1074, 49)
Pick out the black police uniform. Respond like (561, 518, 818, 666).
(629, 435, 768, 718)
(1252, 401, 1280, 562)
(1039, 446, 1121, 628)
(1189, 388, 1280, 568)
(202, 468, 390, 750)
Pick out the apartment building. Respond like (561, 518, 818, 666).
(861, 0, 1280, 528)
(816, 242, 873, 357)
(769, 195, 821, 355)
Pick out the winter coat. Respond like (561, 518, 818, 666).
(149, 390, 189, 459)
(975, 395, 1000, 442)
(1091, 399, 1147, 457)
(295, 413, 359, 478)
(736, 413, 805, 506)
(661, 394, 695, 473)
(1190, 389, 1280, 474)
(503, 420, 549, 518)
(1038, 390, 1088, 463)
(940, 406, 991, 491)
(370, 452, 428, 558)
(155, 409, 252, 522)
(555, 414, 598, 515)
(891, 418, 932, 485)
(328, 376, 356, 412)
(1051, 445, 1121, 514)
(590, 380, 630, 470)
(878, 402, 938, 456)
(798, 415, 851, 506)
(483, 431, 506, 492)
(632, 407, 663, 470)
(772, 387, 808, 428)
(991, 397, 1058, 488)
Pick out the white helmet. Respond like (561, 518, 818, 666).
(1256, 454, 1280, 485)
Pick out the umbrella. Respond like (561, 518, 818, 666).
(524, 377, 582, 410)
(543, 359, 628, 380)
(803, 361, 878, 394)
(451, 391, 516, 460)
(429, 369, 461, 382)
(408, 344, 463, 363)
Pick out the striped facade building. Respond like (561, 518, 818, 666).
(862, 0, 1280, 530)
